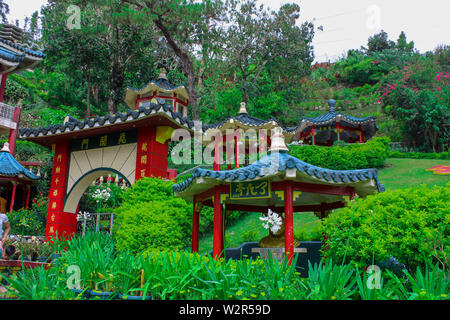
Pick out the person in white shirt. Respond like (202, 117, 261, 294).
(0, 213, 11, 257)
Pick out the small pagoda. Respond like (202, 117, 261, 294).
(295, 99, 378, 146)
(124, 69, 190, 117)
(0, 143, 40, 213)
(202, 102, 297, 170)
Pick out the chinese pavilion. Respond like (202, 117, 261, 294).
(0, 143, 40, 213)
(203, 102, 297, 170)
(294, 99, 378, 146)
(0, 24, 44, 213)
(173, 129, 384, 263)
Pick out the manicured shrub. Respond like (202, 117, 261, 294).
(388, 151, 450, 160)
(320, 184, 450, 271)
(115, 199, 192, 253)
(114, 178, 192, 253)
(289, 137, 390, 170)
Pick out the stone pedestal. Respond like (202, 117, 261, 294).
(251, 247, 307, 262)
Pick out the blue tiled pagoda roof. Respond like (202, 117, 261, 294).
(173, 151, 384, 200)
(0, 37, 45, 73)
(0, 150, 40, 180)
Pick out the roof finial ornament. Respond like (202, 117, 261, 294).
(328, 99, 336, 113)
(157, 66, 167, 80)
(269, 127, 289, 153)
(238, 102, 247, 114)
(1, 142, 10, 152)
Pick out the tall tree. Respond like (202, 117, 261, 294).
(222, 1, 314, 105)
(367, 30, 395, 53)
(121, 0, 229, 120)
(42, 0, 158, 114)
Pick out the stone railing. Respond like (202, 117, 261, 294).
(0, 102, 17, 130)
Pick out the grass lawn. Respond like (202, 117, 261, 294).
(378, 158, 450, 190)
(198, 158, 449, 252)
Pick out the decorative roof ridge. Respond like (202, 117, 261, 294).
(173, 151, 384, 194)
(19, 101, 195, 139)
(0, 37, 45, 58)
(126, 76, 186, 93)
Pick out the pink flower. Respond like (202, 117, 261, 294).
(436, 75, 441, 82)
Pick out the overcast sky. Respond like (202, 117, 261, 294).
(5, 0, 450, 62)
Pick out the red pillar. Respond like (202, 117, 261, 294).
(359, 125, 363, 143)
(234, 136, 239, 169)
(192, 202, 200, 253)
(9, 181, 17, 213)
(135, 126, 169, 181)
(213, 139, 222, 171)
(212, 187, 224, 259)
(45, 140, 77, 240)
(8, 107, 21, 156)
(311, 126, 316, 146)
(0, 73, 7, 102)
(336, 122, 341, 141)
(284, 182, 294, 265)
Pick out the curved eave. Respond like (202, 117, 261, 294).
(124, 82, 189, 109)
(0, 151, 40, 181)
(19, 102, 195, 145)
(173, 152, 384, 202)
(202, 118, 296, 144)
(0, 45, 44, 74)
(295, 113, 377, 135)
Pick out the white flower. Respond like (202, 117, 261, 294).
(260, 209, 283, 233)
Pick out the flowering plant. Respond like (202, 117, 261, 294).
(91, 187, 111, 213)
(259, 209, 283, 234)
(92, 188, 111, 203)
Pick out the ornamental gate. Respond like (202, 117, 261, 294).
(40, 115, 186, 239)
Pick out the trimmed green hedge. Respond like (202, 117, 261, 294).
(388, 151, 450, 160)
(113, 177, 244, 254)
(289, 137, 390, 170)
(320, 183, 450, 271)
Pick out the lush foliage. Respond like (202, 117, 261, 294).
(380, 57, 449, 152)
(2, 232, 448, 300)
(114, 178, 192, 253)
(321, 184, 450, 271)
(114, 177, 247, 253)
(289, 137, 390, 170)
(388, 151, 450, 160)
(7, 209, 46, 236)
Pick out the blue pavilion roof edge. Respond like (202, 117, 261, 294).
(0, 151, 40, 180)
(173, 151, 385, 194)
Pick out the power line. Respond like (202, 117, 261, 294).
(313, 8, 365, 21)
